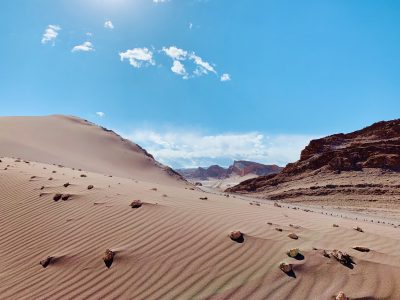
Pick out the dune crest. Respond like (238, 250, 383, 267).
(0, 115, 185, 185)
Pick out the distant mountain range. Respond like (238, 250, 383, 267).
(177, 160, 283, 180)
(226, 119, 400, 195)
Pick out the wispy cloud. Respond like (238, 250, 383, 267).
(41, 25, 61, 45)
(123, 129, 317, 168)
(72, 41, 95, 53)
(120, 45, 228, 81)
(119, 48, 155, 68)
(161, 46, 221, 80)
(96, 112, 105, 117)
(220, 73, 231, 82)
(153, 0, 169, 3)
(104, 20, 114, 29)
(190, 52, 216, 75)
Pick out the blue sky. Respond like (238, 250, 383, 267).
(1, 0, 400, 168)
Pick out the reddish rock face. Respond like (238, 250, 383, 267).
(227, 119, 400, 193)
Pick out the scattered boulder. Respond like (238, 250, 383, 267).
(288, 233, 299, 240)
(48, 177, 53, 180)
(279, 262, 292, 273)
(103, 249, 115, 268)
(151, 187, 157, 191)
(329, 250, 353, 267)
(274, 202, 281, 208)
(287, 248, 299, 258)
(87, 185, 94, 190)
(229, 231, 244, 243)
(267, 222, 273, 225)
(30, 176, 36, 179)
(353, 246, 370, 252)
(130, 200, 143, 208)
(275, 228, 283, 232)
(52, 171, 56, 173)
(333, 224, 339, 227)
(63, 182, 70, 187)
(53, 194, 62, 201)
(40, 256, 53, 268)
(40, 186, 45, 190)
(80, 174, 87, 177)
(336, 291, 347, 300)
(353, 226, 364, 232)
(199, 197, 208, 200)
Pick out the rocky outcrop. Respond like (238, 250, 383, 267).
(227, 119, 400, 193)
(177, 160, 283, 180)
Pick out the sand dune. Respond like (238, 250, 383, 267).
(0, 157, 399, 299)
(0, 115, 184, 186)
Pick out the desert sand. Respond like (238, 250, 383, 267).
(0, 116, 399, 299)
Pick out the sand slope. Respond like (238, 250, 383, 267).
(0, 115, 184, 186)
(0, 157, 399, 299)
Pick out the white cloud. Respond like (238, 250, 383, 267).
(96, 112, 105, 117)
(119, 48, 155, 68)
(41, 25, 61, 45)
(189, 53, 216, 75)
(153, 0, 169, 3)
(104, 20, 114, 29)
(72, 41, 95, 53)
(161, 46, 220, 79)
(162, 46, 188, 60)
(171, 60, 188, 78)
(123, 129, 317, 168)
(189, 23, 193, 30)
(121, 45, 228, 80)
(220, 73, 231, 82)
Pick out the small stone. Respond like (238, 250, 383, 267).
(333, 224, 339, 227)
(53, 194, 62, 201)
(87, 185, 94, 190)
(336, 291, 347, 300)
(331, 250, 352, 266)
(353, 246, 370, 252)
(130, 200, 143, 208)
(229, 231, 244, 243)
(63, 182, 70, 187)
(353, 226, 363, 232)
(103, 249, 115, 268)
(279, 262, 292, 273)
(61, 194, 70, 201)
(40, 256, 53, 268)
(288, 233, 299, 240)
(287, 248, 299, 258)
(275, 228, 283, 232)
(274, 202, 281, 208)
(80, 174, 87, 177)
